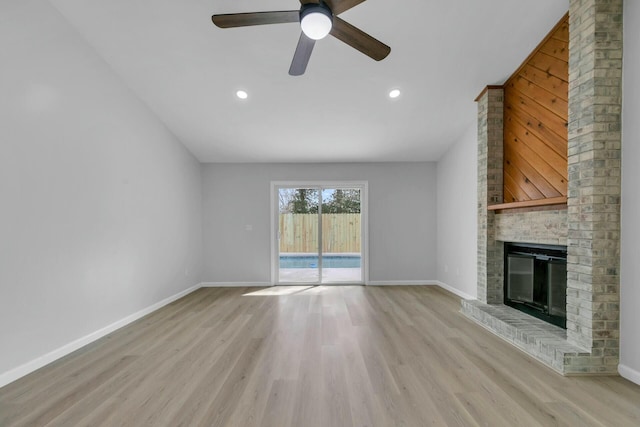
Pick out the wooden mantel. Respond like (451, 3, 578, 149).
(488, 196, 567, 212)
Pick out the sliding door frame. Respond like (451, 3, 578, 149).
(270, 181, 369, 285)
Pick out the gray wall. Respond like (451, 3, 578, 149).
(620, 0, 640, 384)
(202, 163, 437, 283)
(0, 0, 203, 379)
(436, 124, 478, 298)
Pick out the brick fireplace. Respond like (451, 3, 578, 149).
(462, 0, 622, 375)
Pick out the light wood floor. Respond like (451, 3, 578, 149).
(1, 286, 639, 427)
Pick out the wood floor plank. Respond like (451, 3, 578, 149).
(12, 355, 138, 427)
(542, 401, 608, 427)
(259, 379, 297, 427)
(454, 391, 523, 427)
(320, 345, 354, 427)
(452, 336, 560, 426)
(390, 364, 450, 426)
(196, 338, 265, 427)
(289, 312, 324, 427)
(224, 327, 282, 427)
(337, 329, 384, 427)
(1, 286, 639, 427)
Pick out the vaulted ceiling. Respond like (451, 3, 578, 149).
(47, 0, 567, 162)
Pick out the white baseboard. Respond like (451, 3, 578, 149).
(434, 280, 477, 300)
(201, 282, 272, 287)
(365, 280, 478, 301)
(619, 364, 640, 386)
(367, 280, 439, 286)
(0, 283, 201, 389)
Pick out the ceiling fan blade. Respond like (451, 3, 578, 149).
(330, 16, 390, 61)
(325, 0, 367, 15)
(289, 33, 316, 76)
(212, 11, 299, 28)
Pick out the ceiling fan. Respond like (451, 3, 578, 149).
(212, 0, 391, 76)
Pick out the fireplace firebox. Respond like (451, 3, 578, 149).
(504, 243, 567, 328)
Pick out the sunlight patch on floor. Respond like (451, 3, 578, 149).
(243, 286, 315, 296)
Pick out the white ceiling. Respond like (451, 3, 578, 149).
(48, 0, 568, 163)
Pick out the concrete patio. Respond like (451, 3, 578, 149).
(278, 267, 362, 284)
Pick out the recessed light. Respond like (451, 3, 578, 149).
(236, 90, 248, 99)
(389, 89, 401, 99)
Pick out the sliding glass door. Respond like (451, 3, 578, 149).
(278, 188, 321, 283)
(320, 188, 362, 283)
(274, 183, 365, 285)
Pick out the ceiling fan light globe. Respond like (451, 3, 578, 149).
(300, 7, 332, 40)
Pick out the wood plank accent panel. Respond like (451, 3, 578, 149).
(502, 13, 569, 204)
(520, 64, 568, 102)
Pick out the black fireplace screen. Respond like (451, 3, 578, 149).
(504, 243, 567, 328)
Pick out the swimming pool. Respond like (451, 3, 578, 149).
(279, 255, 361, 268)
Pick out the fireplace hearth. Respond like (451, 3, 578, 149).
(504, 243, 567, 329)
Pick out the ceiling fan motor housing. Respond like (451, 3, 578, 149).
(300, 2, 333, 40)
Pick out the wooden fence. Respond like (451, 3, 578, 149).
(279, 213, 361, 253)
